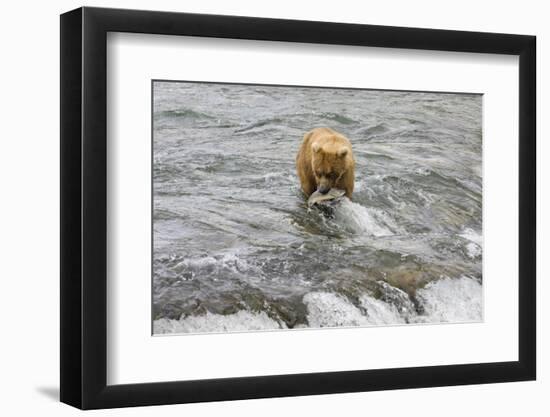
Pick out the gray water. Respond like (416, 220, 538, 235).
(152, 81, 483, 334)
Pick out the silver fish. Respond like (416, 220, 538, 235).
(307, 188, 346, 207)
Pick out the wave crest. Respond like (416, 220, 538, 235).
(303, 276, 482, 329)
(154, 310, 285, 334)
(332, 198, 396, 237)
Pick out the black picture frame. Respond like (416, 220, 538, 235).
(60, 6, 536, 410)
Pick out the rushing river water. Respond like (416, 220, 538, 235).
(152, 81, 483, 334)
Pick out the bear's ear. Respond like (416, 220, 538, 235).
(338, 147, 348, 157)
(312, 142, 322, 153)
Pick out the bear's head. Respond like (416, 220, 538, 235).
(311, 141, 351, 194)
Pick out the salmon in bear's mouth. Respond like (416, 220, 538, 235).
(307, 188, 346, 208)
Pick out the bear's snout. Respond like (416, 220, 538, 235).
(317, 184, 330, 194)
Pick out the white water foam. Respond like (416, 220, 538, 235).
(303, 291, 405, 328)
(303, 276, 482, 328)
(333, 198, 395, 237)
(459, 228, 483, 259)
(174, 252, 259, 276)
(413, 276, 482, 323)
(303, 292, 372, 327)
(359, 294, 406, 324)
(459, 228, 482, 245)
(176, 253, 243, 269)
(154, 310, 285, 335)
(464, 242, 481, 259)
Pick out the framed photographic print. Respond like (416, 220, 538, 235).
(60, 6, 536, 409)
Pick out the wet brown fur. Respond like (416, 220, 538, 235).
(295, 127, 355, 199)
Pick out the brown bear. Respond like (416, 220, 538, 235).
(296, 127, 355, 199)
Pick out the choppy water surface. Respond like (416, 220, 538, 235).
(152, 81, 482, 334)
